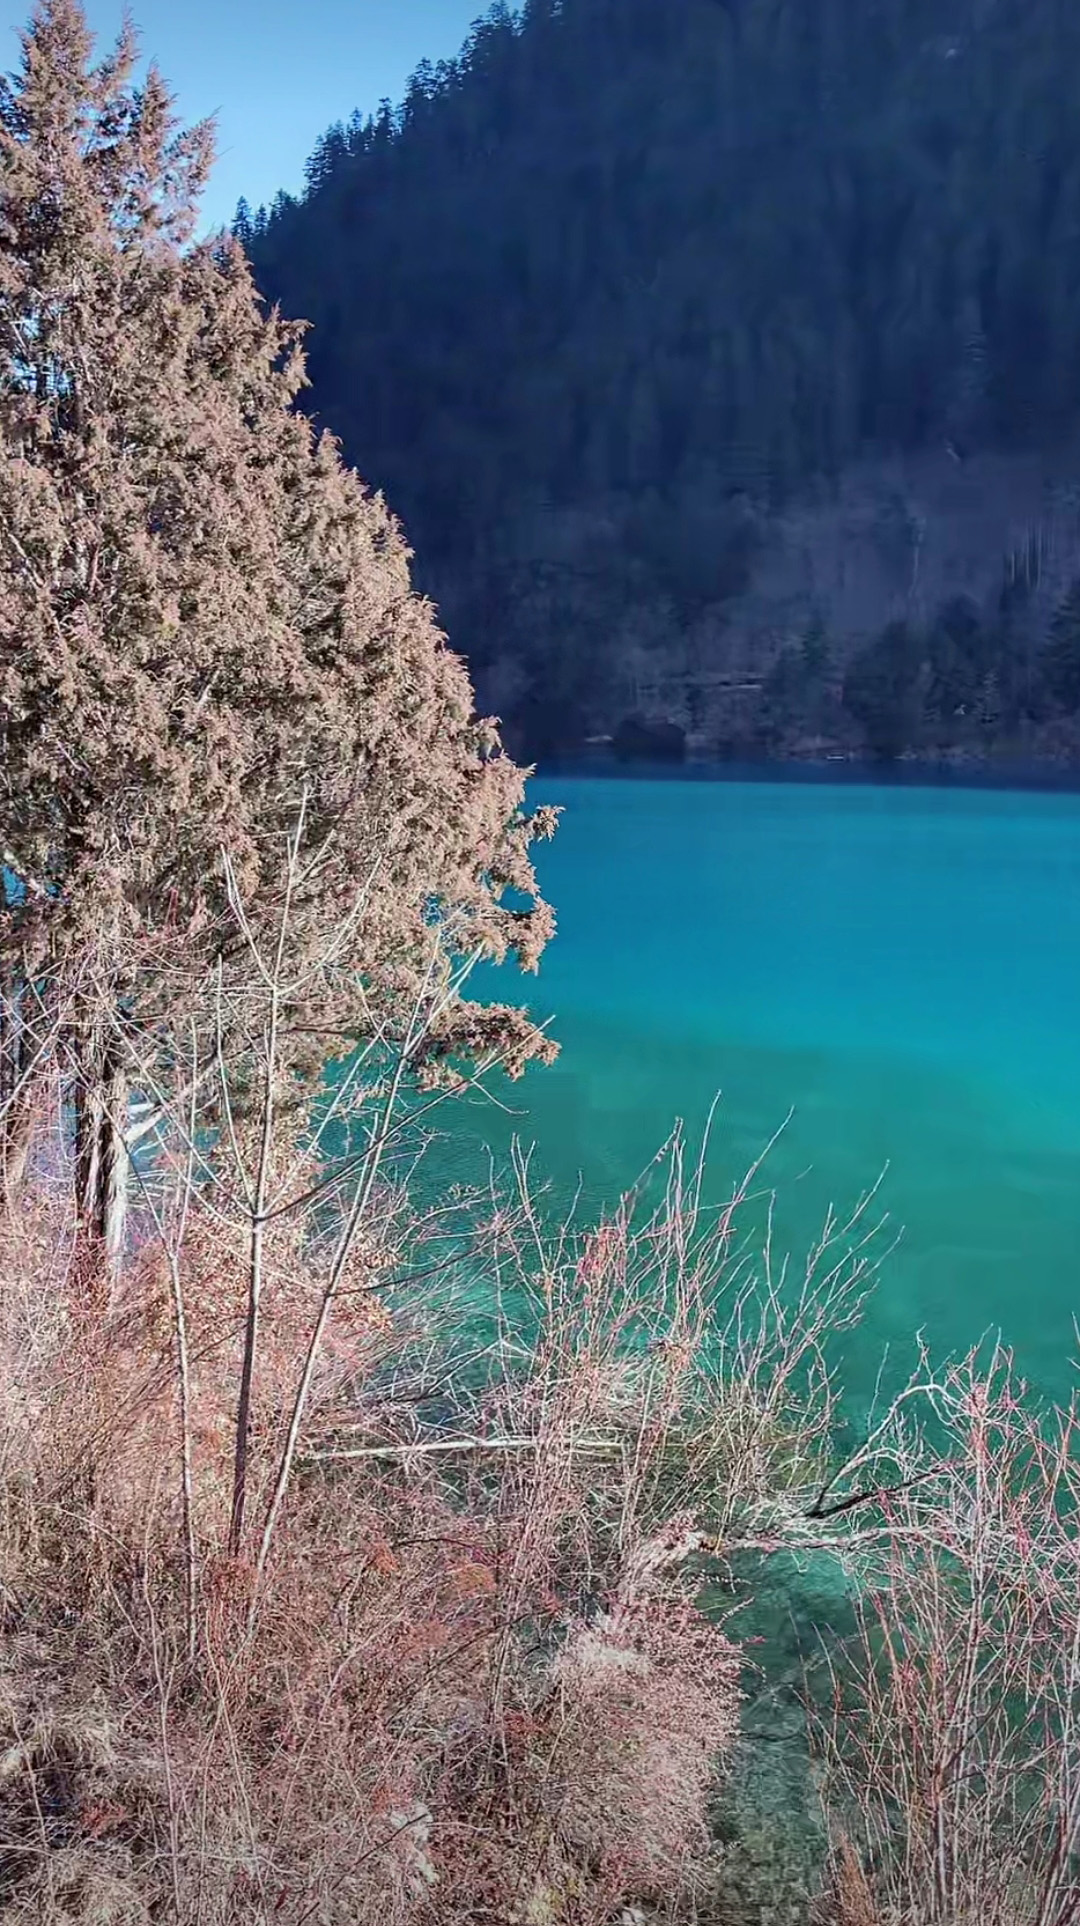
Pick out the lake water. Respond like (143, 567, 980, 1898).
(447, 773, 1080, 1407)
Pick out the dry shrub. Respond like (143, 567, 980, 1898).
(0, 841, 930, 1926)
(0, 1103, 880, 1926)
(549, 1598, 741, 1890)
(819, 1346, 1080, 1926)
(3, 987, 1077, 1926)
(819, 1837, 881, 1926)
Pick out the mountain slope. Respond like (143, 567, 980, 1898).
(246, 0, 1080, 763)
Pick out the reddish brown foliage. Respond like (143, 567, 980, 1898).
(0, 1, 557, 1264)
(0, 1134, 762, 1924)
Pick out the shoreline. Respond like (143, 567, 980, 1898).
(534, 751, 1080, 795)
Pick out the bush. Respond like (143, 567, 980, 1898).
(818, 1346, 1080, 1926)
(0, 857, 887, 1921)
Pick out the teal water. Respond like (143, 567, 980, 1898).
(446, 775, 1080, 1403)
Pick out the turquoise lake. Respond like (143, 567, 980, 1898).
(447, 773, 1080, 1406)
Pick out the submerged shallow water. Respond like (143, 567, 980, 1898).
(446, 774, 1080, 1406)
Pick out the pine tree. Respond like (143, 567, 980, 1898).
(0, 1, 556, 1258)
(231, 194, 254, 246)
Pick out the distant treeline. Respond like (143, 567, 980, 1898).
(243, 0, 1080, 760)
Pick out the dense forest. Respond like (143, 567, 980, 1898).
(245, 0, 1080, 763)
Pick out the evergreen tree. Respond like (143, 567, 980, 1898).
(0, 0, 556, 1257)
(1042, 583, 1080, 715)
(842, 622, 924, 761)
(231, 194, 254, 245)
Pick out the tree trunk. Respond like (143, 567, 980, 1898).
(98, 1033, 129, 1268)
(0, 969, 32, 1203)
(1, 1099, 34, 1204)
(1, 968, 63, 1207)
(74, 1018, 129, 1273)
(74, 1028, 104, 1226)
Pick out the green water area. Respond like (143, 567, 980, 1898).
(445, 772, 1080, 1406)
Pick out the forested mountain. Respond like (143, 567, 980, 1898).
(244, 0, 1080, 763)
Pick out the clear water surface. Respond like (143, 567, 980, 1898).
(445, 773, 1080, 1406)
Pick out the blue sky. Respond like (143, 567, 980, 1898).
(0, 0, 486, 229)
